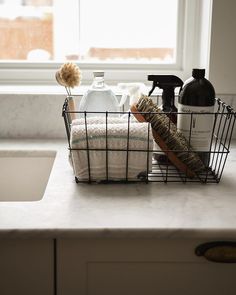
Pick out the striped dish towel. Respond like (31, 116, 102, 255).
(70, 117, 153, 181)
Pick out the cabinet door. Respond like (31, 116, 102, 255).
(0, 239, 54, 295)
(58, 238, 236, 295)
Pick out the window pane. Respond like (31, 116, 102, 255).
(0, 0, 53, 60)
(80, 0, 178, 63)
(0, 0, 179, 63)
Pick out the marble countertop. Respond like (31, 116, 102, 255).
(1, 139, 236, 239)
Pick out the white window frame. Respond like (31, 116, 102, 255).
(0, 0, 206, 85)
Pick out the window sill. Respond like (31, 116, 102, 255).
(0, 84, 164, 96)
(0, 84, 122, 96)
(0, 85, 86, 95)
(0, 62, 185, 86)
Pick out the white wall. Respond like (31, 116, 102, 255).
(208, 0, 236, 95)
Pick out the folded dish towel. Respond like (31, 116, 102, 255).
(70, 117, 153, 181)
(71, 116, 137, 126)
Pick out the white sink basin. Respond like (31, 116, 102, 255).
(0, 150, 56, 202)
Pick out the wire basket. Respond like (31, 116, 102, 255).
(62, 97, 236, 184)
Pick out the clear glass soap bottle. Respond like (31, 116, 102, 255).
(79, 71, 120, 117)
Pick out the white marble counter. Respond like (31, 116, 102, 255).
(0, 139, 236, 239)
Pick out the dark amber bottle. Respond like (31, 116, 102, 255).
(177, 69, 215, 166)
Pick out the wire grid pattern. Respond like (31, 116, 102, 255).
(62, 97, 236, 184)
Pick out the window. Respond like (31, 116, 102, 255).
(63, 0, 178, 64)
(0, 0, 53, 61)
(0, 0, 201, 85)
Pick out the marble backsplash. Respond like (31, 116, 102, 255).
(0, 93, 236, 139)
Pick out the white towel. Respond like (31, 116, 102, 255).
(71, 116, 137, 126)
(70, 117, 153, 181)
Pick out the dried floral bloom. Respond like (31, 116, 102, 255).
(56, 62, 81, 88)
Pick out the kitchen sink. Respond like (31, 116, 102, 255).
(0, 150, 56, 202)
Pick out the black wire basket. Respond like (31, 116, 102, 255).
(62, 97, 236, 184)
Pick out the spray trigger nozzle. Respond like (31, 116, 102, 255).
(117, 83, 148, 107)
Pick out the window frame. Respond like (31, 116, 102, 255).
(0, 0, 202, 85)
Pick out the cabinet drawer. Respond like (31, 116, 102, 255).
(88, 261, 236, 295)
(58, 238, 236, 295)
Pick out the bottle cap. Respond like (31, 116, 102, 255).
(192, 68, 205, 79)
(93, 71, 104, 78)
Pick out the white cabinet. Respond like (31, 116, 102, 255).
(1, 237, 236, 295)
(57, 238, 236, 295)
(0, 239, 54, 295)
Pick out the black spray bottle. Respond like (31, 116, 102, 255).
(148, 75, 183, 124)
(148, 75, 183, 163)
